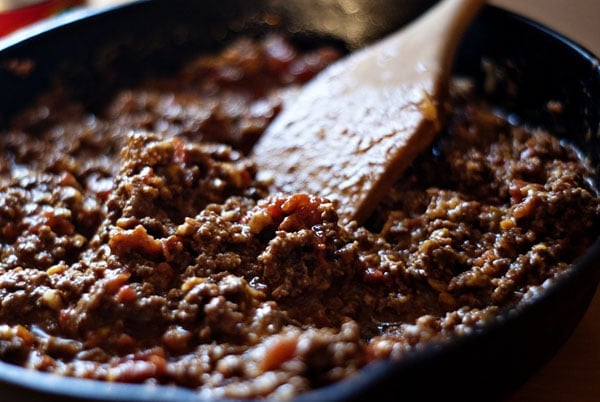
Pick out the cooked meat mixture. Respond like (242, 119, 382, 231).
(0, 34, 598, 399)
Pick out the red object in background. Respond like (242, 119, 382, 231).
(0, 0, 86, 37)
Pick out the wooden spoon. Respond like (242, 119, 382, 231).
(252, 0, 485, 224)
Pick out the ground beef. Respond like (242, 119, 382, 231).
(0, 34, 598, 399)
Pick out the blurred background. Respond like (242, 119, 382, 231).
(92, 0, 599, 57)
(2, 0, 600, 56)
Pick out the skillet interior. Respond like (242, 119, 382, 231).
(0, 1, 598, 401)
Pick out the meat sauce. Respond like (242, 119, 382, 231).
(0, 34, 598, 399)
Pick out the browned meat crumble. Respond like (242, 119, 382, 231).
(0, 34, 598, 399)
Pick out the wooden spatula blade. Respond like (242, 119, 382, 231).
(252, 0, 485, 224)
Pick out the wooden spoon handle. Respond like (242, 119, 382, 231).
(344, 0, 486, 95)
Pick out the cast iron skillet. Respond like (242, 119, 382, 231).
(0, 1, 599, 401)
